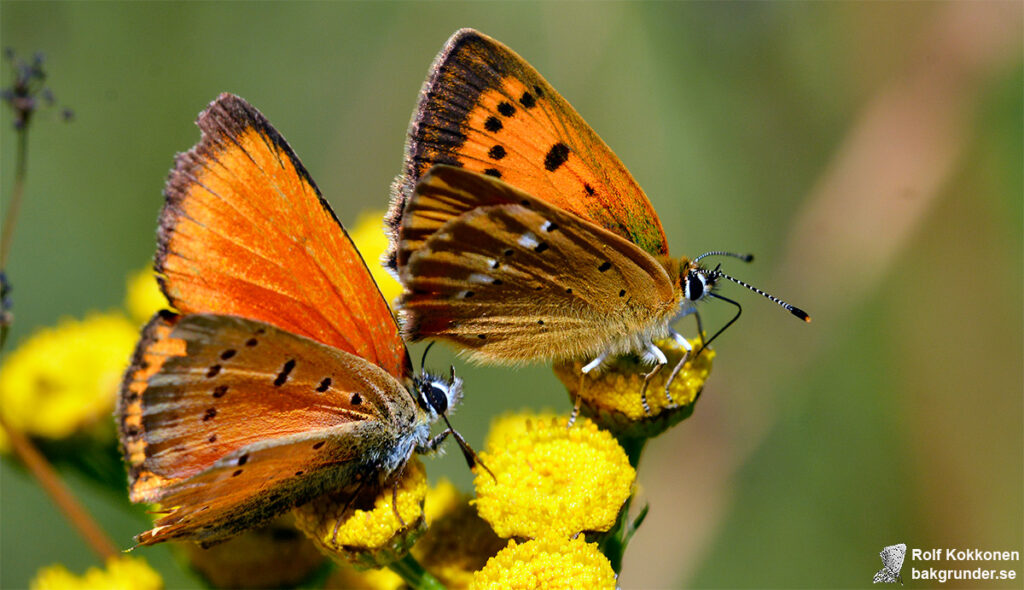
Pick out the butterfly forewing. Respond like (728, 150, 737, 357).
(159, 93, 408, 378)
(399, 166, 680, 363)
(118, 313, 416, 512)
(387, 28, 668, 273)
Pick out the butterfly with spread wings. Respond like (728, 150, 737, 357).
(118, 94, 474, 546)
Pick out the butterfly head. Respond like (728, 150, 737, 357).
(682, 263, 719, 304)
(683, 251, 812, 322)
(412, 366, 463, 421)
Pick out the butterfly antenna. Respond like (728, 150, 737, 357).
(709, 268, 811, 322)
(419, 341, 436, 372)
(693, 251, 754, 264)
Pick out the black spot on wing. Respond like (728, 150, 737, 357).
(598, 261, 612, 272)
(544, 143, 570, 171)
(497, 101, 515, 117)
(484, 117, 502, 132)
(274, 359, 296, 386)
(519, 91, 536, 108)
(212, 385, 228, 398)
(316, 378, 332, 393)
(488, 145, 506, 160)
(484, 168, 502, 178)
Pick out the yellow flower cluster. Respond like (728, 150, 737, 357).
(330, 478, 504, 589)
(473, 414, 635, 539)
(554, 336, 714, 438)
(0, 313, 137, 450)
(470, 536, 616, 590)
(31, 556, 162, 590)
(0, 267, 166, 452)
(293, 458, 428, 569)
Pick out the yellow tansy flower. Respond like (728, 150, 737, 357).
(423, 477, 461, 524)
(469, 536, 616, 590)
(0, 313, 137, 451)
(323, 480, 467, 590)
(482, 411, 565, 451)
(553, 337, 714, 438)
(31, 556, 162, 590)
(124, 267, 168, 323)
(473, 414, 635, 539)
(349, 210, 401, 308)
(293, 458, 427, 569)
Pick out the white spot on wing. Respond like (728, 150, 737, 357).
(518, 232, 538, 249)
(468, 273, 491, 284)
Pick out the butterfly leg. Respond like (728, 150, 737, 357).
(419, 428, 496, 481)
(331, 476, 368, 544)
(639, 342, 668, 415)
(662, 329, 694, 408)
(567, 377, 584, 429)
(568, 352, 610, 427)
(390, 462, 408, 528)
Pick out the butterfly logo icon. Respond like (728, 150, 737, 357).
(385, 29, 809, 413)
(873, 543, 907, 585)
(117, 94, 476, 546)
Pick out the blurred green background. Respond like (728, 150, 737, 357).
(1, 2, 1020, 588)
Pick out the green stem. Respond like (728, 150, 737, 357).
(388, 553, 446, 590)
(599, 435, 648, 573)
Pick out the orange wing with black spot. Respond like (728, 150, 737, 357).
(118, 312, 412, 545)
(158, 93, 409, 379)
(386, 28, 669, 273)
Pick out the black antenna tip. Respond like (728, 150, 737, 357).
(790, 307, 811, 322)
(742, 253, 754, 263)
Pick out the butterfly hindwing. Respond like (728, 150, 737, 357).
(159, 93, 409, 378)
(398, 166, 680, 363)
(118, 312, 420, 544)
(387, 28, 668, 274)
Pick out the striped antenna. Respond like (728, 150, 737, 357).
(708, 268, 811, 322)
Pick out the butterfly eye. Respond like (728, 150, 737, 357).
(684, 271, 705, 302)
(425, 384, 449, 414)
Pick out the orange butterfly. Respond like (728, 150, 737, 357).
(385, 29, 809, 412)
(118, 94, 472, 546)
